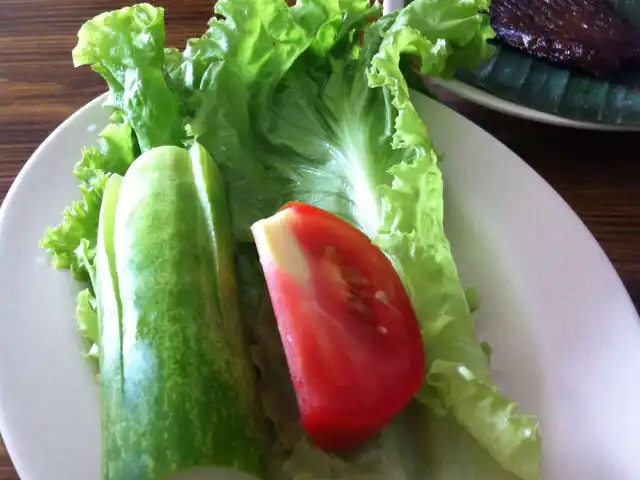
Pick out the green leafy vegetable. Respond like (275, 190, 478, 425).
(186, 0, 382, 239)
(73, 4, 185, 150)
(44, 0, 541, 478)
(41, 172, 108, 282)
(42, 123, 134, 280)
(76, 287, 99, 365)
(373, 124, 539, 479)
(41, 122, 134, 364)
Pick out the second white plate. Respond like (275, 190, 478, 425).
(436, 79, 640, 132)
(382, 0, 640, 132)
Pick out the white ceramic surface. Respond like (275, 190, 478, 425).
(382, 0, 640, 132)
(0, 92, 639, 480)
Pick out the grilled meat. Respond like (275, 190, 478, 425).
(490, 0, 640, 76)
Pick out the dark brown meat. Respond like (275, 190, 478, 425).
(490, 0, 640, 76)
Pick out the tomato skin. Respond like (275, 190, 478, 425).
(251, 202, 425, 452)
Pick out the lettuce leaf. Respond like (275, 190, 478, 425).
(76, 287, 100, 366)
(41, 123, 134, 281)
(41, 123, 134, 367)
(369, 7, 540, 477)
(72, 4, 185, 151)
(185, 0, 381, 240)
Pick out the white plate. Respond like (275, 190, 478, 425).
(1, 91, 639, 480)
(382, 0, 640, 132)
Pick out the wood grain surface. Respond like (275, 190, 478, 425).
(1, 1, 639, 479)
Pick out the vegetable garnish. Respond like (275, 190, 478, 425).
(252, 202, 425, 452)
(42, 0, 542, 478)
(96, 144, 267, 479)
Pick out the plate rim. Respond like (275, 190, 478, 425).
(0, 93, 108, 480)
(436, 79, 640, 132)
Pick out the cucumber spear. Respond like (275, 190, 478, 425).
(95, 143, 267, 480)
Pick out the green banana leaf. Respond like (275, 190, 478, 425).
(456, 0, 640, 125)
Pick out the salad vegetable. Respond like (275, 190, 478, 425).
(42, 0, 542, 479)
(252, 202, 425, 452)
(95, 143, 267, 479)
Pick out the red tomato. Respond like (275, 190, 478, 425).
(251, 202, 425, 452)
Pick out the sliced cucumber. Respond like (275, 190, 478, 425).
(95, 144, 267, 480)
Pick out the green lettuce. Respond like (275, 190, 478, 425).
(370, 8, 539, 477)
(73, 4, 185, 151)
(41, 123, 134, 280)
(374, 121, 539, 480)
(44, 1, 541, 478)
(41, 122, 135, 363)
(184, 0, 382, 239)
(76, 287, 100, 365)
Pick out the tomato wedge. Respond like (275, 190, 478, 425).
(250, 202, 425, 451)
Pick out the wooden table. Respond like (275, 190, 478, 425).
(1, 1, 639, 478)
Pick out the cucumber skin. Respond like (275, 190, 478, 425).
(96, 145, 267, 480)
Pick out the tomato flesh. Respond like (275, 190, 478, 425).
(251, 202, 425, 451)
